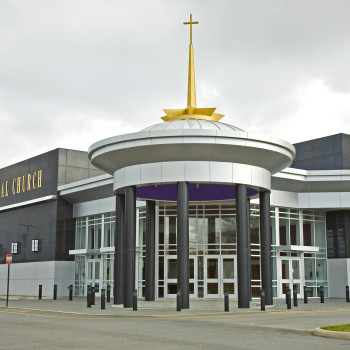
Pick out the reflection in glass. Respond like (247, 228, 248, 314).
(221, 217, 236, 244)
(316, 259, 327, 280)
(207, 283, 218, 294)
(95, 261, 100, 279)
(281, 260, 289, 279)
(223, 282, 234, 294)
(207, 259, 218, 279)
(303, 223, 312, 246)
(222, 259, 234, 278)
(250, 216, 260, 244)
(315, 221, 326, 247)
(290, 219, 300, 245)
(167, 259, 177, 279)
(304, 258, 315, 280)
(279, 218, 289, 245)
(292, 260, 300, 279)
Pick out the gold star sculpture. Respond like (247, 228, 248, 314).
(162, 14, 224, 122)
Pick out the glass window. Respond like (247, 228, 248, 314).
(250, 216, 259, 244)
(221, 217, 236, 244)
(11, 242, 18, 254)
(316, 259, 327, 281)
(279, 218, 289, 245)
(271, 217, 276, 245)
(290, 219, 300, 245)
(75, 220, 86, 250)
(314, 221, 326, 248)
(32, 239, 39, 252)
(303, 222, 312, 246)
(304, 258, 315, 280)
(165, 216, 177, 254)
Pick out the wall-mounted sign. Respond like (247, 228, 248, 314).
(1, 170, 43, 199)
(0, 149, 59, 208)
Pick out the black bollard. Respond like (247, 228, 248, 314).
(101, 289, 106, 310)
(285, 288, 288, 304)
(53, 284, 57, 300)
(87, 286, 91, 308)
(260, 289, 266, 311)
(286, 288, 291, 309)
(293, 285, 298, 307)
(38, 285, 42, 300)
(177, 289, 181, 312)
(69, 285, 73, 301)
(87, 285, 91, 305)
(107, 284, 111, 303)
(91, 286, 95, 305)
(304, 286, 308, 304)
(133, 289, 137, 311)
(346, 286, 349, 303)
(224, 290, 229, 312)
(320, 286, 324, 303)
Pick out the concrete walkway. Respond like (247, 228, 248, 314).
(1, 296, 350, 317)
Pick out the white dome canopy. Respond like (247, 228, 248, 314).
(141, 119, 244, 132)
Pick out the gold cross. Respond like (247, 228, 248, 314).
(183, 13, 198, 45)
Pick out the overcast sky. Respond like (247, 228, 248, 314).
(1, 0, 350, 168)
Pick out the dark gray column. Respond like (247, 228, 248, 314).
(177, 182, 189, 309)
(124, 186, 136, 308)
(260, 191, 273, 305)
(236, 184, 250, 308)
(247, 198, 251, 301)
(114, 194, 125, 304)
(145, 200, 156, 301)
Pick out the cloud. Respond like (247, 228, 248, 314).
(1, 0, 350, 167)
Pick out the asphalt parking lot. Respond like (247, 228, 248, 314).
(0, 297, 349, 349)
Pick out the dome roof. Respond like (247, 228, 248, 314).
(141, 119, 244, 132)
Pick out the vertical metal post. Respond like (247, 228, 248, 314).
(320, 286, 324, 303)
(260, 289, 266, 311)
(177, 289, 181, 312)
(107, 284, 111, 303)
(39, 285, 42, 300)
(304, 286, 308, 304)
(69, 285, 73, 301)
(124, 187, 136, 308)
(224, 290, 229, 312)
(236, 184, 250, 308)
(53, 284, 57, 300)
(91, 286, 95, 305)
(293, 285, 298, 307)
(115, 194, 125, 305)
(177, 182, 189, 309)
(346, 286, 349, 302)
(6, 264, 10, 308)
(133, 289, 137, 311)
(87, 285, 91, 308)
(145, 200, 156, 301)
(247, 199, 251, 301)
(286, 288, 291, 309)
(101, 289, 106, 310)
(260, 191, 273, 306)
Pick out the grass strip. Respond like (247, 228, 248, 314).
(321, 324, 350, 332)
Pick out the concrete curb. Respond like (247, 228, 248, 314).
(313, 327, 350, 340)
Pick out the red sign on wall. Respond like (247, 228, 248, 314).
(6, 255, 12, 264)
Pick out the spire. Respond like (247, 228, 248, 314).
(162, 14, 224, 122)
(184, 14, 198, 112)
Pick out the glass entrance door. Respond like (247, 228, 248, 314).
(280, 257, 303, 298)
(164, 256, 197, 298)
(86, 259, 102, 297)
(204, 255, 237, 298)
